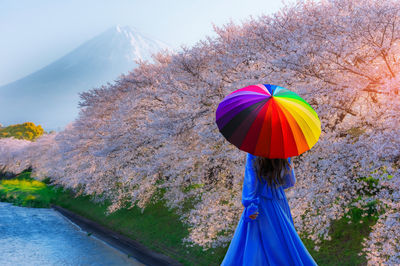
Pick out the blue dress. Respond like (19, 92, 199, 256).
(221, 153, 317, 266)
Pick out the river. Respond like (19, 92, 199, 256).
(0, 202, 144, 265)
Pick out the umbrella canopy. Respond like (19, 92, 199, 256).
(215, 84, 321, 158)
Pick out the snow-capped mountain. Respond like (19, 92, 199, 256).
(0, 25, 169, 131)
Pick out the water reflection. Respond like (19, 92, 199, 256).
(0, 202, 143, 266)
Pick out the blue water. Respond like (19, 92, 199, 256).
(0, 202, 144, 266)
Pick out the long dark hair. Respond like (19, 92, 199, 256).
(253, 156, 292, 187)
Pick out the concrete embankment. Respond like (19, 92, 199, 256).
(52, 205, 182, 266)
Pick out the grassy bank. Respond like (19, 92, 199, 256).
(0, 172, 377, 265)
(53, 188, 227, 265)
(0, 172, 55, 207)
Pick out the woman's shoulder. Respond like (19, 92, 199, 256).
(246, 153, 257, 165)
(247, 153, 256, 159)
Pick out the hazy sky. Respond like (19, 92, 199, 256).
(0, 0, 292, 86)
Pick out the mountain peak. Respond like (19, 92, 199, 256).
(113, 25, 137, 34)
(104, 25, 170, 52)
(0, 26, 170, 131)
(114, 25, 137, 33)
(115, 24, 123, 33)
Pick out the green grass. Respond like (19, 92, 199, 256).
(0, 171, 380, 265)
(303, 208, 378, 265)
(0, 173, 56, 208)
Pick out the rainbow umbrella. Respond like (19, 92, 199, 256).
(215, 84, 321, 158)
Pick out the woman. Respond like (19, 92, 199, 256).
(221, 153, 317, 266)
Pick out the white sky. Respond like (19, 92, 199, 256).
(0, 0, 293, 86)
